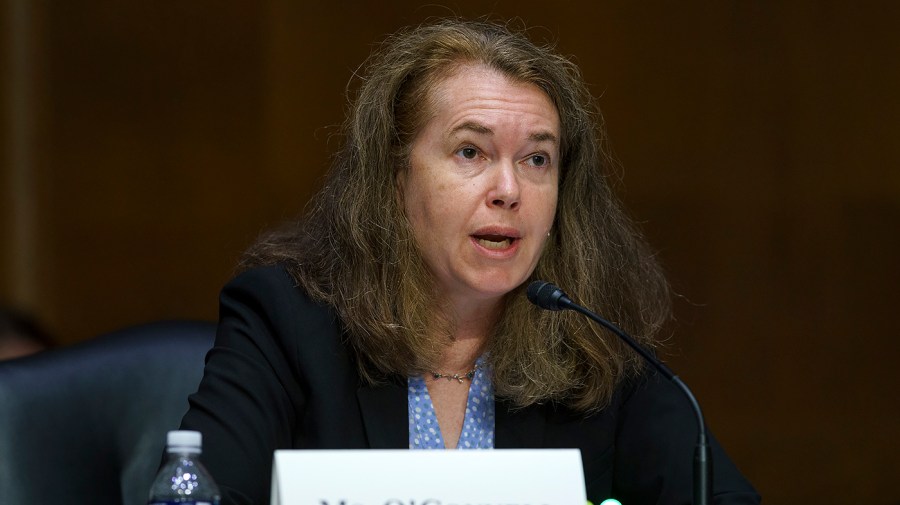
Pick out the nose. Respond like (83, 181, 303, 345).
(487, 162, 521, 210)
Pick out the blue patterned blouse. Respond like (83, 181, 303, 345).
(408, 355, 495, 449)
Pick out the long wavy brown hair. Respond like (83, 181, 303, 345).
(241, 19, 671, 411)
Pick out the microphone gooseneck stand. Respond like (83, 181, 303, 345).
(526, 280, 711, 505)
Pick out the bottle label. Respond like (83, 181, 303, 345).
(148, 502, 218, 505)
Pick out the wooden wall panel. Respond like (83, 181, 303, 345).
(2, 0, 41, 310)
(32, 2, 272, 337)
(1, 2, 897, 504)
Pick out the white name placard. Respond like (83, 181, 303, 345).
(271, 449, 586, 505)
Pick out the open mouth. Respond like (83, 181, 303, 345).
(473, 234, 516, 250)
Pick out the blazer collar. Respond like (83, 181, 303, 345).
(356, 379, 408, 449)
(495, 398, 547, 448)
(356, 382, 549, 449)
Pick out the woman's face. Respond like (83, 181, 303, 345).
(400, 64, 560, 310)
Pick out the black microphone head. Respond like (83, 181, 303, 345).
(526, 280, 569, 311)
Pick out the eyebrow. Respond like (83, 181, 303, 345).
(449, 121, 559, 146)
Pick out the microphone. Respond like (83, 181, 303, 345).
(526, 280, 712, 505)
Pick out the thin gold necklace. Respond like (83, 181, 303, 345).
(430, 364, 478, 383)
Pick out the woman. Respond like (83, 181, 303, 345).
(181, 19, 760, 505)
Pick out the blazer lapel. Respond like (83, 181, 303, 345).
(494, 398, 548, 448)
(356, 380, 408, 449)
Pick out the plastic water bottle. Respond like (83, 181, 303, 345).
(148, 430, 221, 505)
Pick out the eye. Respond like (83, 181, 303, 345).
(455, 146, 482, 161)
(525, 153, 550, 168)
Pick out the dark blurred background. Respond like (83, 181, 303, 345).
(2, 2, 898, 504)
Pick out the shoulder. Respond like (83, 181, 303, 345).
(224, 264, 302, 302)
(223, 265, 332, 319)
(218, 264, 343, 356)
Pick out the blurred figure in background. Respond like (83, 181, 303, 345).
(0, 305, 55, 360)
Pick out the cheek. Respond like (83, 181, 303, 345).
(549, 195, 559, 225)
(402, 176, 443, 238)
(409, 177, 455, 219)
(538, 186, 559, 228)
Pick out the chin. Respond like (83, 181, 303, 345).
(468, 275, 529, 300)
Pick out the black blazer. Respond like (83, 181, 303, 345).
(181, 265, 759, 505)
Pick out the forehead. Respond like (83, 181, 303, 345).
(423, 64, 560, 138)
